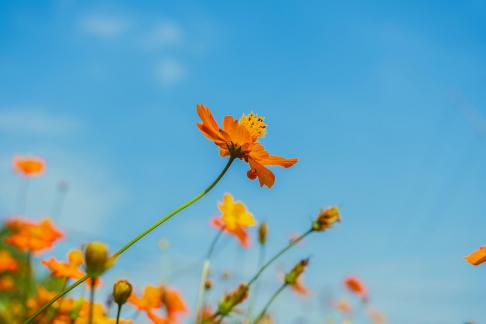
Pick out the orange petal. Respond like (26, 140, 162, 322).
(465, 247, 486, 265)
(247, 158, 275, 188)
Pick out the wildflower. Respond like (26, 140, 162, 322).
(4, 218, 63, 254)
(333, 299, 352, 314)
(258, 222, 268, 245)
(161, 286, 188, 321)
(196, 104, 298, 188)
(0, 277, 15, 291)
(13, 156, 45, 177)
(218, 283, 249, 316)
(367, 307, 386, 324)
(42, 249, 84, 280)
(84, 241, 113, 277)
(465, 246, 486, 265)
(344, 276, 368, 300)
(113, 280, 133, 305)
(129, 285, 163, 311)
(211, 193, 256, 247)
(0, 250, 19, 272)
(285, 259, 310, 296)
(312, 207, 341, 231)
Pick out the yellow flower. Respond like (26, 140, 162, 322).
(211, 193, 256, 247)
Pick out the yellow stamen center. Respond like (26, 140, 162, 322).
(239, 112, 267, 140)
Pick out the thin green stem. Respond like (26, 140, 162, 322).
(116, 304, 122, 324)
(247, 228, 313, 286)
(88, 278, 96, 324)
(24, 157, 235, 324)
(196, 227, 225, 323)
(254, 284, 287, 323)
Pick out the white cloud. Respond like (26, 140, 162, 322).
(156, 58, 186, 86)
(143, 20, 183, 50)
(0, 109, 81, 136)
(79, 15, 129, 38)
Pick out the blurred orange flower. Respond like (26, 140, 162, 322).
(13, 156, 45, 177)
(211, 193, 256, 247)
(5, 218, 63, 254)
(42, 249, 84, 280)
(290, 277, 309, 296)
(333, 299, 352, 314)
(129, 285, 187, 324)
(197, 104, 298, 188)
(344, 276, 368, 300)
(0, 277, 15, 291)
(367, 306, 386, 324)
(0, 251, 19, 272)
(465, 246, 486, 266)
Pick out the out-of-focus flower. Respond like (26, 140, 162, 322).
(465, 246, 486, 265)
(258, 222, 268, 245)
(13, 156, 45, 177)
(211, 193, 256, 248)
(0, 251, 19, 272)
(218, 283, 249, 316)
(0, 277, 15, 291)
(129, 285, 163, 311)
(333, 299, 352, 314)
(196, 105, 298, 188)
(85, 241, 113, 277)
(312, 207, 341, 231)
(285, 259, 310, 296)
(199, 306, 215, 323)
(161, 286, 188, 321)
(113, 280, 133, 305)
(42, 249, 84, 280)
(344, 276, 368, 300)
(5, 218, 63, 254)
(367, 307, 386, 324)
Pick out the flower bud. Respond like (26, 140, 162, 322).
(204, 278, 213, 290)
(258, 222, 268, 245)
(113, 279, 132, 305)
(218, 283, 249, 315)
(84, 241, 111, 277)
(284, 258, 309, 286)
(312, 207, 341, 231)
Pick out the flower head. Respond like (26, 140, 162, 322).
(312, 207, 341, 231)
(84, 241, 113, 277)
(465, 246, 486, 266)
(42, 249, 84, 280)
(285, 258, 310, 296)
(113, 280, 133, 305)
(161, 286, 188, 321)
(218, 283, 249, 316)
(0, 250, 19, 272)
(332, 299, 352, 314)
(196, 105, 298, 188)
(344, 276, 368, 300)
(211, 193, 256, 247)
(13, 156, 45, 177)
(4, 218, 63, 254)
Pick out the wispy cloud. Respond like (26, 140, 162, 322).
(156, 58, 186, 86)
(0, 109, 81, 136)
(143, 20, 183, 50)
(79, 14, 129, 38)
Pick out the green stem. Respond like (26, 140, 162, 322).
(88, 278, 95, 324)
(195, 228, 225, 323)
(24, 157, 235, 324)
(247, 228, 313, 286)
(254, 284, 287, 323)
(116, 304, 122, 324)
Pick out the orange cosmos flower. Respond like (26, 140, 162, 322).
(13, 156, 45, 177)
(333, 299, 352, 314)
(465, 246, 486, 266)
(344, 276, 368, 300)
(196, 104, 298, 188)
(285, 259, 310, 296)
(5, 218, 63, 254)
(367, 306, 386, 324)
(161, 286, 188, 321)
(211, 193, 256, 247)
(0, 251, 19, 272)
(129, 285, 163, 311)
(42, 249, 84, 280)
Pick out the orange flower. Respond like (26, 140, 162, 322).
(5, 218, 63, 254)
(465, 246, 486, 265)
(0, 277, 15, 291)
(285, 259, 310, 296)
(0, 251, 19, 272)
(290, 277, 309, 296)
(210, 193, 256, 247)
(367, 307, 386, 324)
(197, 104, 298, 188)
(13, 156, 45, 177)
(333, 299, 352, 314)
(344, 276, 368, 300)
(161, 286, 188, 320)
(129, 285, 163, 311)
(42, 250, 84, 280)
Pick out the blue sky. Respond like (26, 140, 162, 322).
(1, 0, 486, 323)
